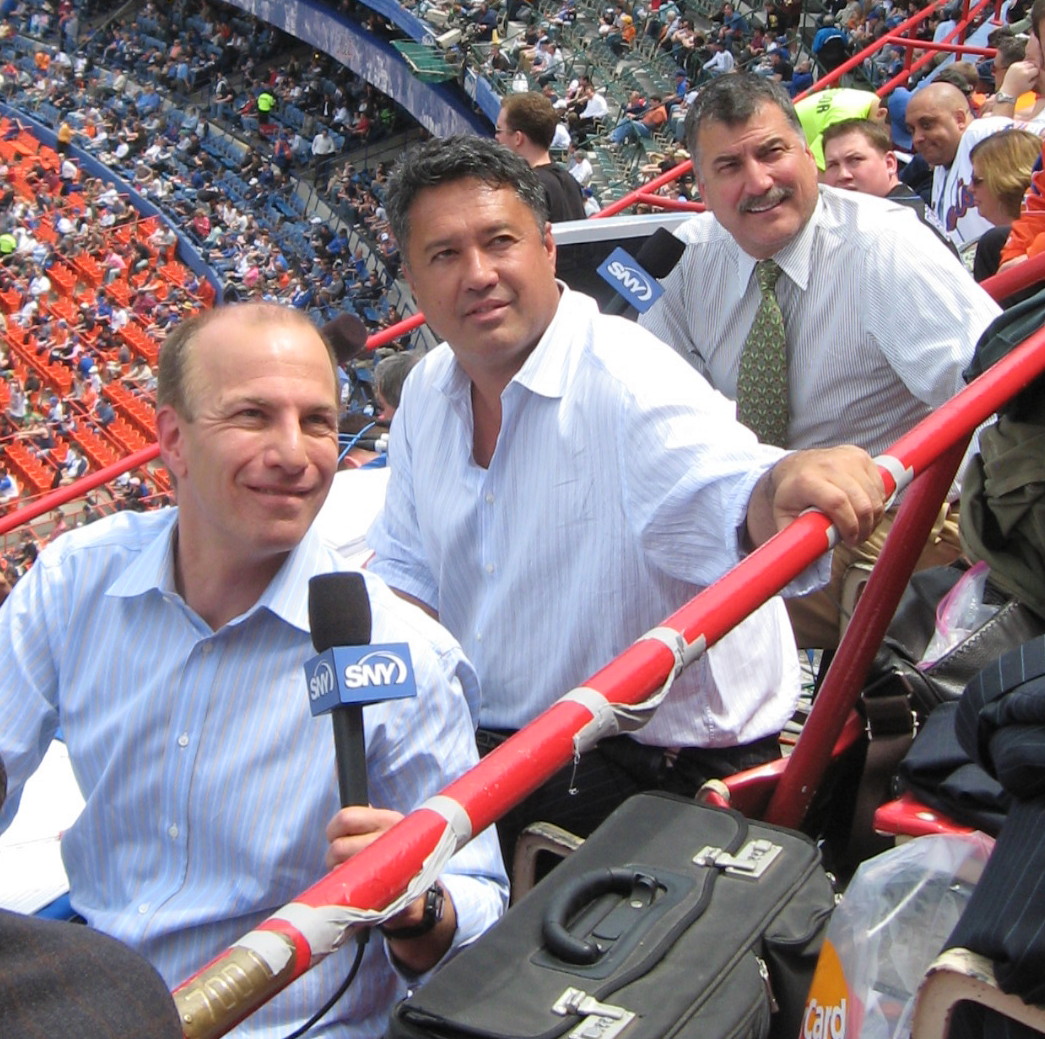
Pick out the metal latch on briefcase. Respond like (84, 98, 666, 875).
(693, 838, 782, 878)
(552, 987, 636, 1039)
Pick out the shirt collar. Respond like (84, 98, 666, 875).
(106, 509, 327, 635)
(510, 281, 576, 399)
(431, 281, 577, 403)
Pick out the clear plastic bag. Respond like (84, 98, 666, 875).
(918, 561, 999, 669)
(802, 832, 994, 1039)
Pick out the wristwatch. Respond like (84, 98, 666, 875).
(994, 91, 1017, 104)
(379, 883, 445, 940)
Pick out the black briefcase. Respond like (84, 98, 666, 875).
(390, 792, 834, 1039)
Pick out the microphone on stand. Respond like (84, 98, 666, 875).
(598, 227, 687, 319)
(305, 572, 417, 807)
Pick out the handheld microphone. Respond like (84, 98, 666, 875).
(305, 572, 417, 807)
(597, 227, 686, 318)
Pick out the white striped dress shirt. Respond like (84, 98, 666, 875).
(0, 509, 507, 1039)
(368, 286, 809, 749)
(639, 186, 1000, 459)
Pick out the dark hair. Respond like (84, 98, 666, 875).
(500, 91, 558, 150)
(385, 136, 549, 252)
(375, 350, 421, 411)
(684, 74, 803, 167)
(993, 33, 1027, 69)
(822, 116, 892, 154)
(934, 64, 977, 96)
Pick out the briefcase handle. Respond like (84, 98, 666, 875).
(542, 867, 658, 965)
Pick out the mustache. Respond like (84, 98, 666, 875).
(738, 186, 792, 213)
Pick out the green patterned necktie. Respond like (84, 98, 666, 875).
(736, 258, 790, 448)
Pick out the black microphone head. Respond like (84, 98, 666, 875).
(634, 227, 686, 279)
(308, 572, 372, 651)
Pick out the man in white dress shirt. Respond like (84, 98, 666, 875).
(367, 135, 886, 862)
(640, 74, 1000, 648)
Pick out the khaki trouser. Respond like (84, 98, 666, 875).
(786, 503, 962, 650)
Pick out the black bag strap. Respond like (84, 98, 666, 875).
(848, 678, 919, 864)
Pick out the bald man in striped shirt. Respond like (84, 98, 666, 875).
(640, 74, 1000, 649)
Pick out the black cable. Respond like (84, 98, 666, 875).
(280, 928, 371, 1039)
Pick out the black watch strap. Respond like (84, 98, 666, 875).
(379, 883, 445, 940)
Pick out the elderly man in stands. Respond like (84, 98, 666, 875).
(566, 81, 609, 142)
(904, 81, 1012, 246)
(640, 75, 999, 649)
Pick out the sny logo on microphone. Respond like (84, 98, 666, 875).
(304, 643, 418, 715)
(343, 650, 409, 689)
(596, 246, 665, 313)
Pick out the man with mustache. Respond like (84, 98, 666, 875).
(640, 74, 1000, 650)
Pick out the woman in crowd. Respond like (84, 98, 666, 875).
(969, 128, 1041, 280)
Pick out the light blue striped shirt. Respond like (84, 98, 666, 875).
(369, 286, 804, 749)
(0, 509, 507, 1039)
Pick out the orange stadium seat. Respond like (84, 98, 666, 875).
(72, 255, 103, 289)
(159, 263, 188, 287)
(0, 288, 23, 314)
(48, 263, 76, 296)
(35, 217, 57, 245)
(74, 426, 121, 470)
(4, 443, 53, 498)
(106, 279, 132, 307)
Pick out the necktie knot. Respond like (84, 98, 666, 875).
(756, 258, 782, 295)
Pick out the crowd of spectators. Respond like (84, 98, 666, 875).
(0, 0, 431, 551)
(0, 137, 185, 514)
(2, 0, 418, 330)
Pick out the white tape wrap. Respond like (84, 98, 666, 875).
(873, 452, 912, 508)
(641, 624, 706, 670)
(799, 505, 840, 549)
(231, 928, 299, 974)
(421, 793, 473, 848)
(239, 902, 372, 965)
(561, 685, 621, 750)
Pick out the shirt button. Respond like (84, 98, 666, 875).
(138, 903, 150, 914)
(201, 643, 213, 655)
(485, 563, 495, 574)
(177, 733, 189, 748)
(475, 632, 483, 642)
(484, 492, 495, 504)
(168, 825, 179, 839)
